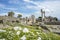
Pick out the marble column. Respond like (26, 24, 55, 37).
(41, 9, 45, 24)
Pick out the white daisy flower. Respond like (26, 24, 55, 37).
(16, 31, 20, 35)
(37, 37, 41, 40)
(36, 32, 40, 35)
(20, 35, 26, 40)
(23, 28, 29, 33)
(3, 38, 5, 40)
(13, 26, 22, 31)
(0, 38, 5, 40)
(9, 31, 12, 33)
(0, 29, 6, 32)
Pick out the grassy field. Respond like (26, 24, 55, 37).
(0, 23, 60, 40)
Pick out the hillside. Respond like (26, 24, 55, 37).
(0, 23, 60, 40)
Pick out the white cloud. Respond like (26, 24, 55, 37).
(12, 12, 23, 17)
(26, 5, 38, 9)
(0, 13, 7, 16)
(23, 0, 30, 2)
(23, 0, 39, 5)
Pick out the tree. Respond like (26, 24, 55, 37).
(39, 17, 42, 19)
(54, 17, 58, 21)
(38, 16, 42, 21)
(17, 14, 22, 18)
(8, 11, 15, 17)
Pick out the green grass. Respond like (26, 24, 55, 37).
(0, 24, 60, 40)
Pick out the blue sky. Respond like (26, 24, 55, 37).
(0, 0, 60, 19)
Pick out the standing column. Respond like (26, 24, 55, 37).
(44, 11, 45, 21)
(26, 17, 28, 24)
(41, 9, 43, 22)
(41, 9, 45, 24)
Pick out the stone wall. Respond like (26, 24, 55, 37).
(45, 21, 60, 25)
